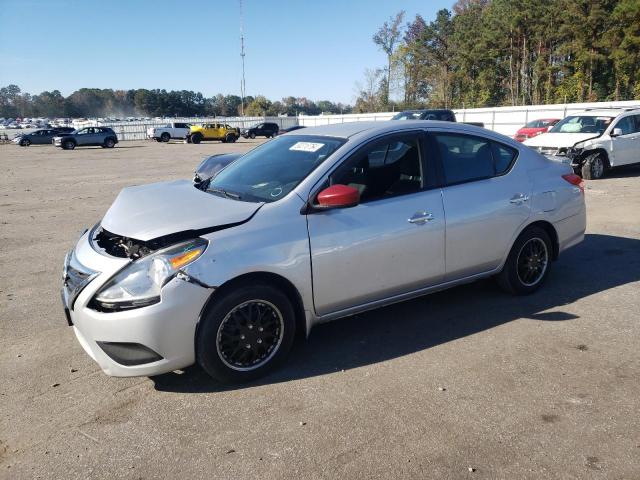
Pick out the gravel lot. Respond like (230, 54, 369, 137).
(1, 139, 639, 479)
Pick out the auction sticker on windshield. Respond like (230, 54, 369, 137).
(289, 142, 324, 152)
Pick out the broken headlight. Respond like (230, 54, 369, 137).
(92, 238, 208, 311)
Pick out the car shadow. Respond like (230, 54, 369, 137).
(151, 233, 640, 393)
(603, 163, 640, 178)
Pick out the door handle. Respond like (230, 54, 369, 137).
(509, 194, 529, 205)
(408, 212, 434, 224)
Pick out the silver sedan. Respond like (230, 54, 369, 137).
(62, 121, 586, 383)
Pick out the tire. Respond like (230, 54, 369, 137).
(160, 132, 170, 142)
(225, 134, 237, 143)
(196, 283, 296, 384)
(191, 133, 202, 144)
(20, 139, 30, 147)
(496, 226, 553, 295)
(581, 152, 606, 180)
(62, 140, 75, 150)
(229, 135, 237, 143)
(104, 137, 115, 148)
(249, 132, 256, 139)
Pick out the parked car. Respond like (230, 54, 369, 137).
(53, 127, 118, 150)
(277, 125, 306, 135)
(391, 109, 456, 122)
(193, 153, 242, 184)
(12, 128, 72, 146)
(146, 122, 191, 142)
(187, 123, 240, 144)
(523, 107, 640, 179)
(391, 109, 484, 127)
(241, 122, 279, 139)
(514, 118, 560, 142)
(62, 121, 585, 383)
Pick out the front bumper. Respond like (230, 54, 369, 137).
(62, 231, 212, 377)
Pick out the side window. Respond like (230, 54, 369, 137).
(634, 116, 640, 133)
(332, 136, 423, 202)
(435, 134, 494, 184)
(615, 116, 634, 135)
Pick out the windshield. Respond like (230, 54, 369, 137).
(550, 115, 613, 134)
(208, 135, 345, 203)
(391, 111, 421, 121)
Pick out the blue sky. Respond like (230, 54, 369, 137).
(0, 0, 452, 104)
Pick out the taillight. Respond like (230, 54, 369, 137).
(562, 173, 584, 193)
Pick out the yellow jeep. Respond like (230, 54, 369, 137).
(187, 123, 240, 144)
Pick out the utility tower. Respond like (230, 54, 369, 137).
(239, 0, 246, 117)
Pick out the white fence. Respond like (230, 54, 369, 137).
(73, 99, 640, 141)
(298, 100, 640, 137)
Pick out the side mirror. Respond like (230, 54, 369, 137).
(611, 127, 623, 137)
(316, 184, 360, 209)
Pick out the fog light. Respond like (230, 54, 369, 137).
(97, 342, 163, 366)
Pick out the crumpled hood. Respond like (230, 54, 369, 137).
(101, 180, 263, 241)
(523, 132, 599, 148)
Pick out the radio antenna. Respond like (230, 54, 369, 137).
(239, 0, 246, 117)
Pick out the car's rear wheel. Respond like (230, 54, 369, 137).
(581, 152, 606, 180)
(196, 284, 296, 384)
(191, 133, 203, 144)
(249, 132, 256, 139)
(62, 140, 75, 150)
(104, 138, 115, 148)
(160, 132, 170, 142)
(497, 226, 552, 295)
(20, 139, 30, 147)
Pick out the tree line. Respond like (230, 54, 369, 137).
(0, 85, 353, 119)
(355, 0, 640, 112)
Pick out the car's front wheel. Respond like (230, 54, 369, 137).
(62, 140, 75, 150)
(20, 138, 31, 147)
(249, 132, 256, 139)
(191, 133, 203, 144)
(497, 226, 552, 295)
(196, 283, 296, 384)
(160, 132, 170, 142)
(581, 152, 607, 180)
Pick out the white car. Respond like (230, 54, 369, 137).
(62, 121, 586, 383)
(146, 122, 191, 142)
(524, 107, 640, 179)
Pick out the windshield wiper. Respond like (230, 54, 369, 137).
(207, 187, 242, 200)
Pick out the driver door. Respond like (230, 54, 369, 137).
(75, 128, 92, 145)
(307, 132, 445, 316)
(611, 115, 640, 166)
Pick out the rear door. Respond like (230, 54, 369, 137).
(432, 132, 531, 280)
(307, 132, 445, 316)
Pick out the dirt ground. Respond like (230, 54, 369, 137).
(1, 139, 639, 479)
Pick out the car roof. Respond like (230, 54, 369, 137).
(285, 120, 489, 139)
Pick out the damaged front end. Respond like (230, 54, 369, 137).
(91, 225, 194, 260)
(87, 225, 211, 311)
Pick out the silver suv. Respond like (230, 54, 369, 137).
(62, 121, 586, 384)
(524, 107, 640, 179)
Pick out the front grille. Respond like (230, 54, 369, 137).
(63, 251, 99, 310)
